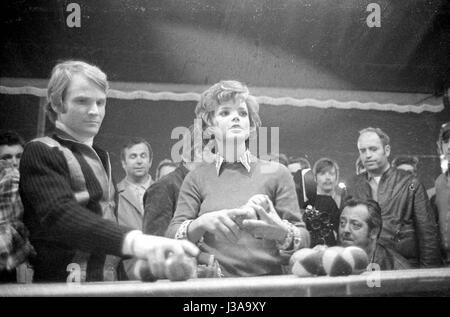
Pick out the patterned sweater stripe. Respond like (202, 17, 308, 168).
(20, 138, 130, 261)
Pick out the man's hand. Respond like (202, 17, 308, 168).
(131, 234, 199, 279)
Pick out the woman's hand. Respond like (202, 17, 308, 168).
(196, 208, 249, 244)
(242, 195, 289, 242)
(247, 194, 276, 211)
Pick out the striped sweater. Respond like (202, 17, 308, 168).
(19, 130, 131, 282)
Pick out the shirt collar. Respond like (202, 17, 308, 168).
(366, 164, 391, 181)
(125, 175, 153, 192)
(125, 175, 153, 190)
(143, 175, 153, 188)
(214, 149, 254, 175)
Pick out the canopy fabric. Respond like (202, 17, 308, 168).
(0, 78, 444, 113)
(2, 0, 449, 96)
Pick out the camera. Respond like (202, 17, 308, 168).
(292, 168, 338, 247)
(302, 205, 335, 247)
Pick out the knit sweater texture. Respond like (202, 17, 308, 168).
(167, 159, 309, 277)
(19, 131, 131, 281)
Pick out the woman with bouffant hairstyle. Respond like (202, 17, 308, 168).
(194, 80, 261, 144)
(167, 80, 310, 277)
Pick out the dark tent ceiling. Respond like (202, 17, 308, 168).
(2, 0, 450, 94)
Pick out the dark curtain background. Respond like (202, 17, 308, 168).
(1, 0, 450, 186)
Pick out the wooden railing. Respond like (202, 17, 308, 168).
(1, 268, 450, 297)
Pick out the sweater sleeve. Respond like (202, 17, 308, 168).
(19, 141, 130, 256)
(165, 170, 202, 238)
(273, 164, 310, 249)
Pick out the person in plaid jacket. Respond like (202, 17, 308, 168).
(0, 131, 35, 282)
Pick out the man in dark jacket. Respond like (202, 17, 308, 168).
(19, 60, 198, 282)
(143, 122, 213, 237)
(346, 127, 441, 268)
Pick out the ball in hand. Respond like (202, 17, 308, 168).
(235, 205, 258, 228)
(134, 259, 158, 282)
(164, 254, 197, 281)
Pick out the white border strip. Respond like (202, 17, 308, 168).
(0, 86, 47, 96)
(108, 89, 200, 102)
(0, 83, 444, 114)
(255, 96, 443, 114)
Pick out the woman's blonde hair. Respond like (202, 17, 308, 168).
(195, 80, 261, 132)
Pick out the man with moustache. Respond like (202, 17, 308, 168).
(19, 60, 198, 282)
(346, 127, 441, 268)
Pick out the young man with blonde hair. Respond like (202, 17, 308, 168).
(19, 60, 198, 282)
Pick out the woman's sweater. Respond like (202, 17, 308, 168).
(167, 159, 309, 277)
